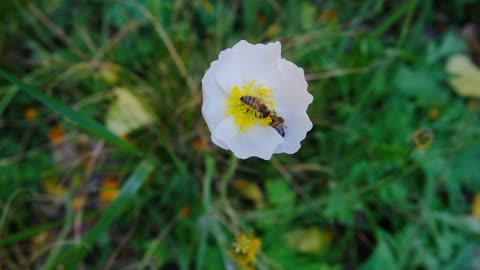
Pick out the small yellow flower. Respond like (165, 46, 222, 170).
(428, 107, 440, 120)
(99, 178, 120, 204)
(472, 193, 480, 218)
(48, 125, 64, 144)
(412, 128, 433, 152)
(228, 231, 261, 270)
(24, 107, 38, 120)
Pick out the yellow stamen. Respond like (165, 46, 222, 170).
(225, 81, 275, 133)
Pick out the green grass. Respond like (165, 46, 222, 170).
(1, 0, 480, 269)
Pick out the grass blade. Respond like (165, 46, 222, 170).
(0, 68, 141, 156)
(0, 86, 19, 117)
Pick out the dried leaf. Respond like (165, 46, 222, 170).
(446, 54, 480, 98)
(106, 88, 155, 136)
(42, 179, 67, 198)
(285, 227, 333, 254)
(232, 179, 264, 207)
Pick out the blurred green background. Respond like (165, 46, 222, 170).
(1, 0, 480, 269)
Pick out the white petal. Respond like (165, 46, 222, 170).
(211, 133, 228, 150)
(201, 60, 228, 133)
(214, 40, 282, 92)
(274, 59, 313, 112)
(214, 116, 284, 160)
(274, 111, 312, 154)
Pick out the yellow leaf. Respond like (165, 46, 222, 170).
(232, 179, 264, 207)
(446, 54, 480, 98)
(106, 88, 155, 136)
(285, 227, 333, 254)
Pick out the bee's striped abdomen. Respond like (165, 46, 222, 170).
(240, 95, 255, 106)
(240, 95, 270, 118)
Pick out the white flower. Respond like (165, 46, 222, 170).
(201, 40, 313, 160)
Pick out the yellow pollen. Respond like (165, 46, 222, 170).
(225, 80, 275, 133)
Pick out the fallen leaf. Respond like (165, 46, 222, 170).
(446, 54, 480, 98)
(42, 179, 66, 198)
(285, 227, 333, 255)
(106, 88, 155, 136)
(232, 179, 264, 207)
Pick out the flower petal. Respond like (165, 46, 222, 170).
(214, 116, 284, 160)
(274, 111, 312, 154)
(212, 132, 228, 150)
(202, 60, 228, 133)
(274, 59, 313, 112)
(214, 40, 282, 92)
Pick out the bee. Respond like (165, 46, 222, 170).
(269, 112, 286, 137)
(240, 95, 286, 137)
(240, 95, 270, 118)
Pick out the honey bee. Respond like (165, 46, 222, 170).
(269, 112, 286, 137)
(240, 95, 270, 118)
(240, 95, 286, 137)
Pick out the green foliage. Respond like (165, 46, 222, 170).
(1, 0, 480, 269)
(266, 179, 295, 208)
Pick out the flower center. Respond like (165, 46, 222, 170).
(225, 81, 275, 133)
